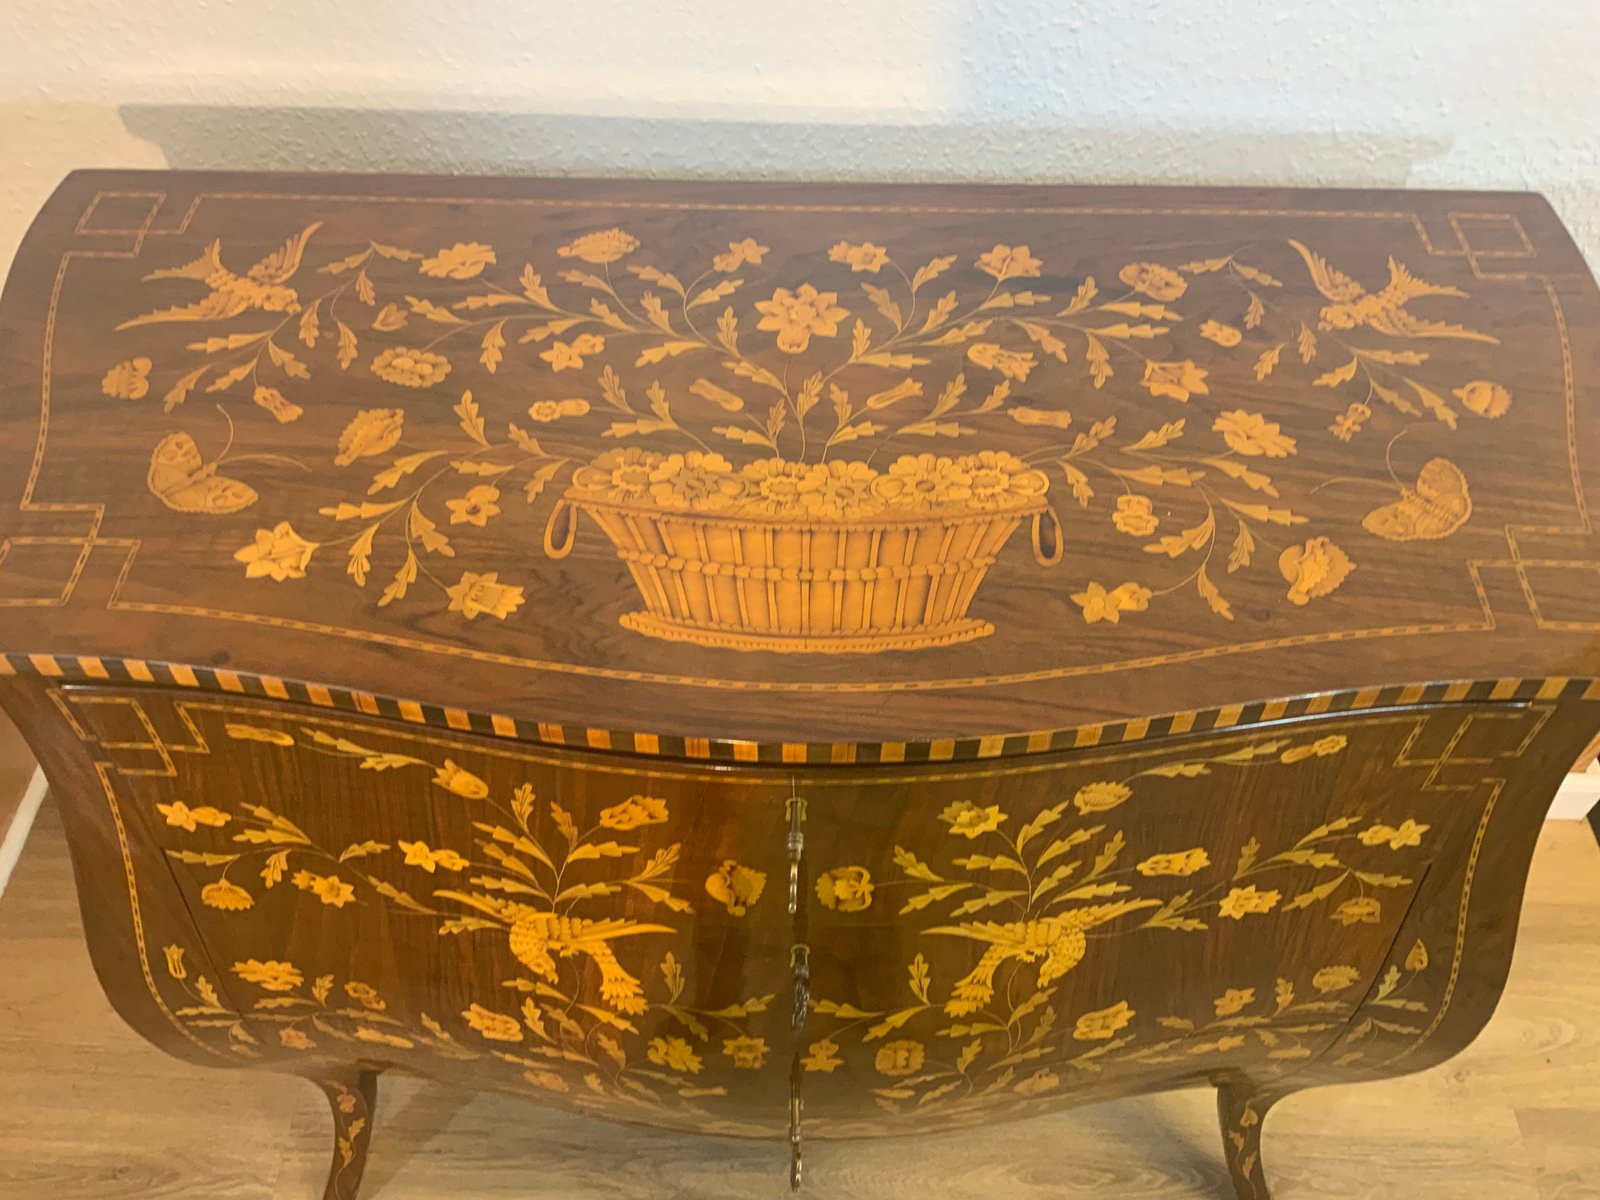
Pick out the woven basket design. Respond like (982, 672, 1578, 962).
(563, 499, 1042, 653)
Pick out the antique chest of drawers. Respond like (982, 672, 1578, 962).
(1, 173, 1598, 1198)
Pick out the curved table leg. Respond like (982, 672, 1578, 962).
(315, 1069, 380, 1200)
(1216, 1082, 1291, 1200)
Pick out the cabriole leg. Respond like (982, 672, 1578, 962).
(315, 1069, 380, 1200)
(1216, 1082, 1291, 1200)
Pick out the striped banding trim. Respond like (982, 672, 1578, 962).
(1, 652, 1594, 766)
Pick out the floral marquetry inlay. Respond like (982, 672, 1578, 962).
(145, 715, 785, 1133)
(90, 694, 1488, 1142)
(7, 178, 1596, 754)
(798, 728, 1443, 1132)
(92, 210, 1528, 658)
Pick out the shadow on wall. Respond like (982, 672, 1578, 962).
(119, 105, 1447, 186)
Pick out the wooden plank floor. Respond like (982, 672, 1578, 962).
(1, 799, 1598, 1199)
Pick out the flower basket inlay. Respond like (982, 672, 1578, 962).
(546, 449, 1055, 652)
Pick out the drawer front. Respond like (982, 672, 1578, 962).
(796, 701, 1557, 1135)
(53, 686, 792, 1137)
(44, 684, 1568, 1138)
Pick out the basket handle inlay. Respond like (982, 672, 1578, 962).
(1032, 505, 1064, 566)
(544, 498, 578, 559)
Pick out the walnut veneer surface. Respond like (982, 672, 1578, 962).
(1, 173, 1598, 1198)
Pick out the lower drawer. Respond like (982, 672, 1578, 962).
(22, 682, 1584, 1139)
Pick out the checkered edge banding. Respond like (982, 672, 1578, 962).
(1, 652, 1594, 765)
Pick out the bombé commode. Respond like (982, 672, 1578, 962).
(1, 172, 1598, 1198)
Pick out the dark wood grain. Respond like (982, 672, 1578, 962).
(1, 174, 1598, 1200)
(0, 174, 1596, 749)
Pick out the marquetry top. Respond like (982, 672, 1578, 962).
(1, 172, 1598, 754)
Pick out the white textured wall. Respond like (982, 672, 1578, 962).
(2, 0, 1598, 275)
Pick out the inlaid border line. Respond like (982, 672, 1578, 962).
(93, 760, 234, 1061)
(5, 650, 1594, 765)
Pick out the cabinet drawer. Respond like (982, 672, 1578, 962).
(55, 685, 791, 1136)
(44, 683, 1575, 1138)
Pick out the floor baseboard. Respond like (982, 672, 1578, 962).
(1551, 769, 1600, 821)
(0, 768, 47, 901)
